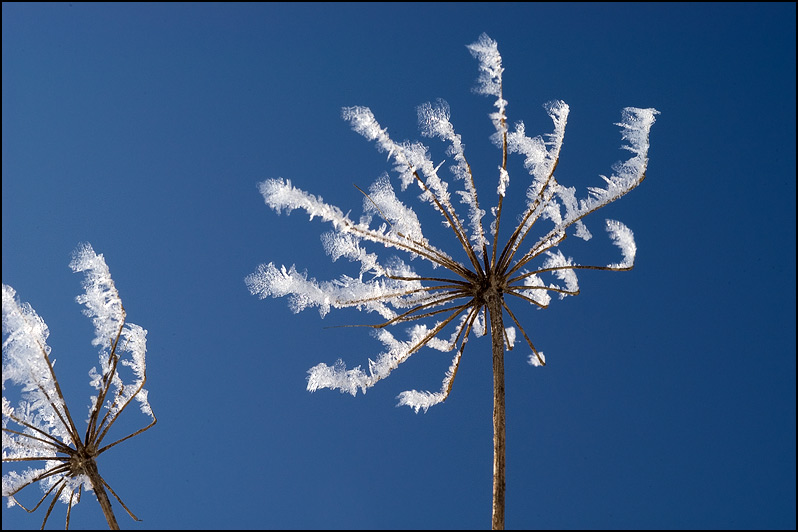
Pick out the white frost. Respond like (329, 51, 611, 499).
(605, 219, 636, 269)
(528, 352, 546, 367)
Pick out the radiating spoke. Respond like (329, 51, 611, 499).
(5, 462, 72, 499)
(2, 455, 68, 463)
(501, 299, 545, 366)
(102, 476, 141, 521)
(85, 317, 126, 445)
(96, 412, 157, 455)
(2, 418, 75, 454)
(442, 306, 480, 398)
(41, 480, 68, 530)
(497, 186, 557, 276)
(371, 292, 473, 330)
(405, 303, 472, 358)
(337, 282, 468, 309)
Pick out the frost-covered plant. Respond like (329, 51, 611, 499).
(247, 33, 657, 529)
(2, 243, 156, 530)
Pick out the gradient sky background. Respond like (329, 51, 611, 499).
(2, 3, 795, 530)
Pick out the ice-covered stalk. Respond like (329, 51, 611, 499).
(249, 33, 657, 529)
(2, 243, 156, 530)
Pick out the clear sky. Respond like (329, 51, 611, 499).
(2, 3, 795, 530)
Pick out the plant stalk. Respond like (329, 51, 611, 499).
(85, 458, 119, 530)
(487, 288, 506, 530)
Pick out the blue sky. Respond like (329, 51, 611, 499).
(2, 3, 795, 530)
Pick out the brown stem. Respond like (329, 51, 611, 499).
(84, 458, 119, 530)
(486, 285, 506, 530)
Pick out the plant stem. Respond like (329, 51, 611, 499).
(487, 288, 506, 530)
(85, 459, 119, 530)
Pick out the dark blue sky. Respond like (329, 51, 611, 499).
(2, 3, 795, 530)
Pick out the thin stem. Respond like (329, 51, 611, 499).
(354, 181, 470, 275)
(496, 142, 562, 277)
(86, 317, 126, 445)
(505, 285, 579, 306)
(490, 79, 509, 271)
(358, 304, 471, 391)
(509, 262, 632, 286)
(506, 169, 646, 279)
(496, 185, 556, 276)
(405, 303, 472, 358)
(458, 157, 490, 263)
(103, 477, 141, 521)
(503, 227, 565, 280)
(338, 280, 468, 305)
(31, 341, 83, 449)
(2, 418, 75, 454)
(345, 219, 472, 279)
(65, 487, 79, 530)
(41, 480, 68, 530)
(92, 377, 150, 450)
(383, 273, 472, 286)
(6, 473, 65, 512)
(2, 455, 67, 463)
(407, 166, 486, 279)
(4, 301, 82, 447)
(442, 306, 480, 398)
(96, 415, 156, 456)
(374, 292, 471, 327)
(334, 291, 470, 332)
(501, 298, 545, 367)
(4, 462, 72, 498)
